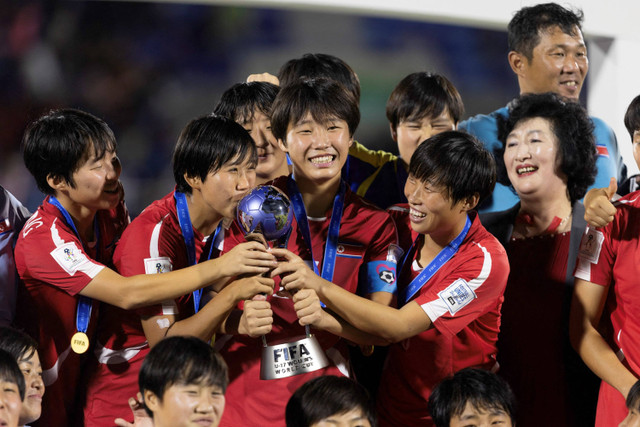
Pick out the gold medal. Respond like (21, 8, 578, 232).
(71, 332, 90, 354)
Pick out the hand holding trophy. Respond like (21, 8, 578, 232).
(237, 185, 329, 380)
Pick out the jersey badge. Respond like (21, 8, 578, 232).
(144, 257, 173, 274)
(50, 242, 89, 275)
(438, 278, 476, 315)
(578, 227, 604, 264)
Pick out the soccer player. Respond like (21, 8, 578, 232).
(428, 368, 516, 427)
(139, 336, 228, 427)
(459, 2, 626, 213)
(14, 109, 276, 426)
(620, 380, 640, 427)
(83, 114, 275, 426)
(0, 349, 23, 427)
(285, 376, 376, 427)
(277, 131, 509, 426)
(213, 82, 290, 184)
(216, 78, 399, 426)
(0, 186, 30, 327)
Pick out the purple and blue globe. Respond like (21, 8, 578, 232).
(237, 185, 293, 241)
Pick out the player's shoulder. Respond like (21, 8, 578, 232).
(121, 193, 177, 240)
(348, 140, 397, 168)
(465, 213, 508, 261)
(459, 106, 508, 133)
(344, 189, 394, 223)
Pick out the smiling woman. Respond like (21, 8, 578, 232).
(480, 92, 599, 427)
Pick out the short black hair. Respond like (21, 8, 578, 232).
(139, 336, 229, 417)
(624, 95, 640, 140)
(285, 376, 376, 427)
(0, 327, 38, 363)
(278, 53, 361, 103)
(270, 78, 360, 143)
(497, 92, 596, 204)
(0, 349, 25, 401)
(172, 114, 257, 194)
(428, 368, 516, 427)
(213, 81, 280, 125)
(22, 108, 117, 195)
(386, 72, 464, 130)
(508, 3, 584, 61)
(627, 380, 640, 412)
(409, 131, 496, 206)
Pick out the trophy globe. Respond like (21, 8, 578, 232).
(237, 185, 293, 245)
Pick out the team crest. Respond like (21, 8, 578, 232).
(144, 257, 172, 274)
(51, 242, 88, 275)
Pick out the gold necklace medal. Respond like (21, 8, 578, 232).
(71, 331, 90, 354)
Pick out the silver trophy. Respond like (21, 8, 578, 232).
(237, 185, 329, 380)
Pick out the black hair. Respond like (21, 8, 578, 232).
(285, 376, 376, 427)
(409, 131, 496, 206)
(496, 92, 596, 204)
(0, 349, 25, 401)
(627, 380, 640, 412)
(270, 78, 360, 144)
(22, 108, 117, 195)
(0, 327, 38, 364)
(139, 336, 229, 417)
(172, 114, 257, 194)
(213, 82, 280, 125)
(508, 3, 584, 61)
(624, 95, 640, 140)
(278, 53, 361, 103)
(386, 72, 464, 130)
(428, 368, 516, 427)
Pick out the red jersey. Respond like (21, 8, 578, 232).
(217, 176, 399, 427)
(379, 205, 509, 427)
(574, 192, 640, 426)
(14, 197, 129, 427)
(83, 191, 207, 426)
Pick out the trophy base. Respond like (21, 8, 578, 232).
(260, 334, 329, 380)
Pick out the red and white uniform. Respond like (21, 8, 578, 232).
(574, 192, 640, 427)
(217, 176, 399, 427)
(380, 206, 509, 427)
(83, 191, 207, 426)
(13, 197, 128, 427)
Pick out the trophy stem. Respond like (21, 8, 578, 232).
(261, 335, 268, 348)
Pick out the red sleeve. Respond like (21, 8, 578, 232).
(415, 240, 509, 337)
(364, 212, 399, 263)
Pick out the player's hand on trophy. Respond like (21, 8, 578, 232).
(584, 177, 618, 228)
(246, 72, 279, 85)
(292, 289, 324, 328)
(239, 294, 273, 337)
(229, 275, 275, 302)
(221, 241, 277, 276)
(269, 248, 325, 293)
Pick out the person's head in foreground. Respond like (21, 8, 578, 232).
(624, 94, 640, 169)
(22, 108, 121, 208)
(619, 380, 640, 427)
(285, 375, 376, 427)
(213, 81, 288, 183)
(0, 349, 25, 427)
(270, 77, 359, 189)
(278, 53, 360, 103)
(139, 336, 229, 427)
(508, 2, 587, 101)
(497, 92, 596, 206)
(386, 72, 463, 165)
(405, 131, 495, 238)
(428, 368, 516, 427)
(0, 328, 43, 427)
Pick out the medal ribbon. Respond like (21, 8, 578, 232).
(49, 197, 96, 336)
(287, 177, 346, 284)
(400, 215, 472, 305)
(174, 191, 223, 314)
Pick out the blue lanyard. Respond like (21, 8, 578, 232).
(174, 191, 222, 313)
(48, 197, 95, 335)
(400, 215, 472, 305)
(286, 177, 345, 283)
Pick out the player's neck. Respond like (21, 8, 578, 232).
(185, 191, 223, 236)
(53, 193, 97, 242)
(256, 163, 291, 186)
(418, 218, 468, 266)
(295, 173, 342, 218)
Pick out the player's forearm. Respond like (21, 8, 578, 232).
(315, 309, 389, 346)
(218, 309, 243, 335)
